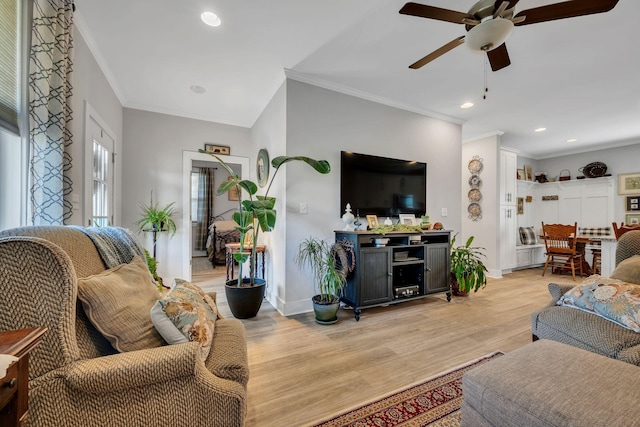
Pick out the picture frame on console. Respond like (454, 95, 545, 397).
(398, 214, 415, 225)
(366, 215, 379, 229)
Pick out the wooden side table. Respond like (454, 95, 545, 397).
(225, 243, 266, 282)
(0, 327, 47, 427)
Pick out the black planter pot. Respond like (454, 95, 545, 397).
(225, 278, 266, 319)
(312, 295, 340, 325)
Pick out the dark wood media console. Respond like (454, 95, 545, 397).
(335, 230, 451, 320)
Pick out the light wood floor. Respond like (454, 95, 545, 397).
(193, 266, 563, 427)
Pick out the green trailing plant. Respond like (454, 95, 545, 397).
(450, 234, 488, 293)
(144, 248, 164, 291)
(295, 237, 348, 304)
(371, 223, 425, 235)
(199, 150, 331, 286)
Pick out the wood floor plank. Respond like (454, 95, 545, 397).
(194, 266, 563, 427)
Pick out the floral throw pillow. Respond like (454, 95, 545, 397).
(150, 279, 218, 359)
(557, 275, 640, 332)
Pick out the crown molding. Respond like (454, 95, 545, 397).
(284, 69, 464, 126)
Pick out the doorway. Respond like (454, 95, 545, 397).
(181, 151, 249, 281)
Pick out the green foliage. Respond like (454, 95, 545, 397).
(371, 223, 425, 235)
(135, 198, 177, 236)
(199, 150, 331, 286)
(450, 234, 488, 293)
(144, 248, 164, 291)
(295, 237, 347, 304)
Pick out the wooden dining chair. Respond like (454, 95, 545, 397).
(541, 222, 582, 281)
(612, 222, 640, 240)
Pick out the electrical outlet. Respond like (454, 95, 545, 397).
(441, 207, 448, 217)
(300, 202, 308, 214)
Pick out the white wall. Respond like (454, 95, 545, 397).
(461, 135, 501, 277)
(70, 29, 123, 225)
(249, 83, 287, 310)
(281, 80, 462, 315)
(121, 108, 252, 281)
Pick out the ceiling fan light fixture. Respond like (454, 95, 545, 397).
(461, 102, 474, 109)
(465, 18, 513, 51)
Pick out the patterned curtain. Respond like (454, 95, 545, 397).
(28, 0, 74, 225)
(195, 168, 215, 251)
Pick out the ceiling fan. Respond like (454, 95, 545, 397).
(399, 0, 619, 72)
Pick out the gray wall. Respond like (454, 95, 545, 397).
(121, 108, 252, 280)
(70, 28, 124, 225)
(281, 79, 463, 315)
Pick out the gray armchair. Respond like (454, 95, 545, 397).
(0, 226, 248, 427)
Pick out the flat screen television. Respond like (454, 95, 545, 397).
(340, 151, 426, 218)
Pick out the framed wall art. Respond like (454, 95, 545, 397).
(257, 148, 269, 187)
(517, 197, 524, 215)
(618, 172, 640, 195)
(626, 196, 640, 212)
(204, 144, 230, 155)
(625, 214, 640, 225)
(227, 176, 239, 201)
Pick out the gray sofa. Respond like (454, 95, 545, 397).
(461, 339, 640, 426)
(531, 230, 640, 365)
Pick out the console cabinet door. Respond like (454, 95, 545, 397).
(425, 243, 450, 294)
(358, 248, 392, 305)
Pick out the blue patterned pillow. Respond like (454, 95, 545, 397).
(557, 276, 640, 332)
(150, 280, 218, 359)
(519, 227, 537, 245)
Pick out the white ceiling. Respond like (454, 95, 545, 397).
(74, 0, 640, 159)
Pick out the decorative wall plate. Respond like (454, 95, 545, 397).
(468, 156, 483, 174)
(257, 148, 269, 187)
(468, 188, 482, 202)
(468, 202, 482, 221)
(468, 174, 482, 188)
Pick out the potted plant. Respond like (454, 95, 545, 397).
(135, 192, 177, 259)
(450, 234, 488, 296)
(295, 237, 350, 324)
(200, 150, 331, 318)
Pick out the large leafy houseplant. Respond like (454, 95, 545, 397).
(200, 150, 331, 287)
(134, 196, 177, 235)
(450, 234, 488, 294)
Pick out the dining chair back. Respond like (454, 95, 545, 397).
(541, 222, 583, 281)
(612, 222, 640, 240)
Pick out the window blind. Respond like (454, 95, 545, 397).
(0, 0, 22, 135)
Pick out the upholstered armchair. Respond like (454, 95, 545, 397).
(0, 226, 248, 427)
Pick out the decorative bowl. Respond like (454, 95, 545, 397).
(371, 238, 389, 247)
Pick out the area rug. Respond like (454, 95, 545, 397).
(312, 352, 504, 427)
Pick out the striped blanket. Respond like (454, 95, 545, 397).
(72, 226, 146, 268)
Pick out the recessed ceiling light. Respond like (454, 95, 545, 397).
(566, 138, 577, 143)
(190, 85, 206, 94)
(460, 102, 474, 109)
(534, 127, 546, 132)
(201, 11, 221, 27)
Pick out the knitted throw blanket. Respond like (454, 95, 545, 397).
(72, 226, 146, 268)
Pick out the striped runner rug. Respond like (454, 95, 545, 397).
(311, 351, 504, 427)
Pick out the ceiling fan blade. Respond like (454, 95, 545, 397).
(494, 0, 521, 11)
(409, 36, 465, 69)
(494, 1, 510, 19)
(487, 43, 511, 71)
(400, 3, 471, 24)
(514, 0, 619, 26)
